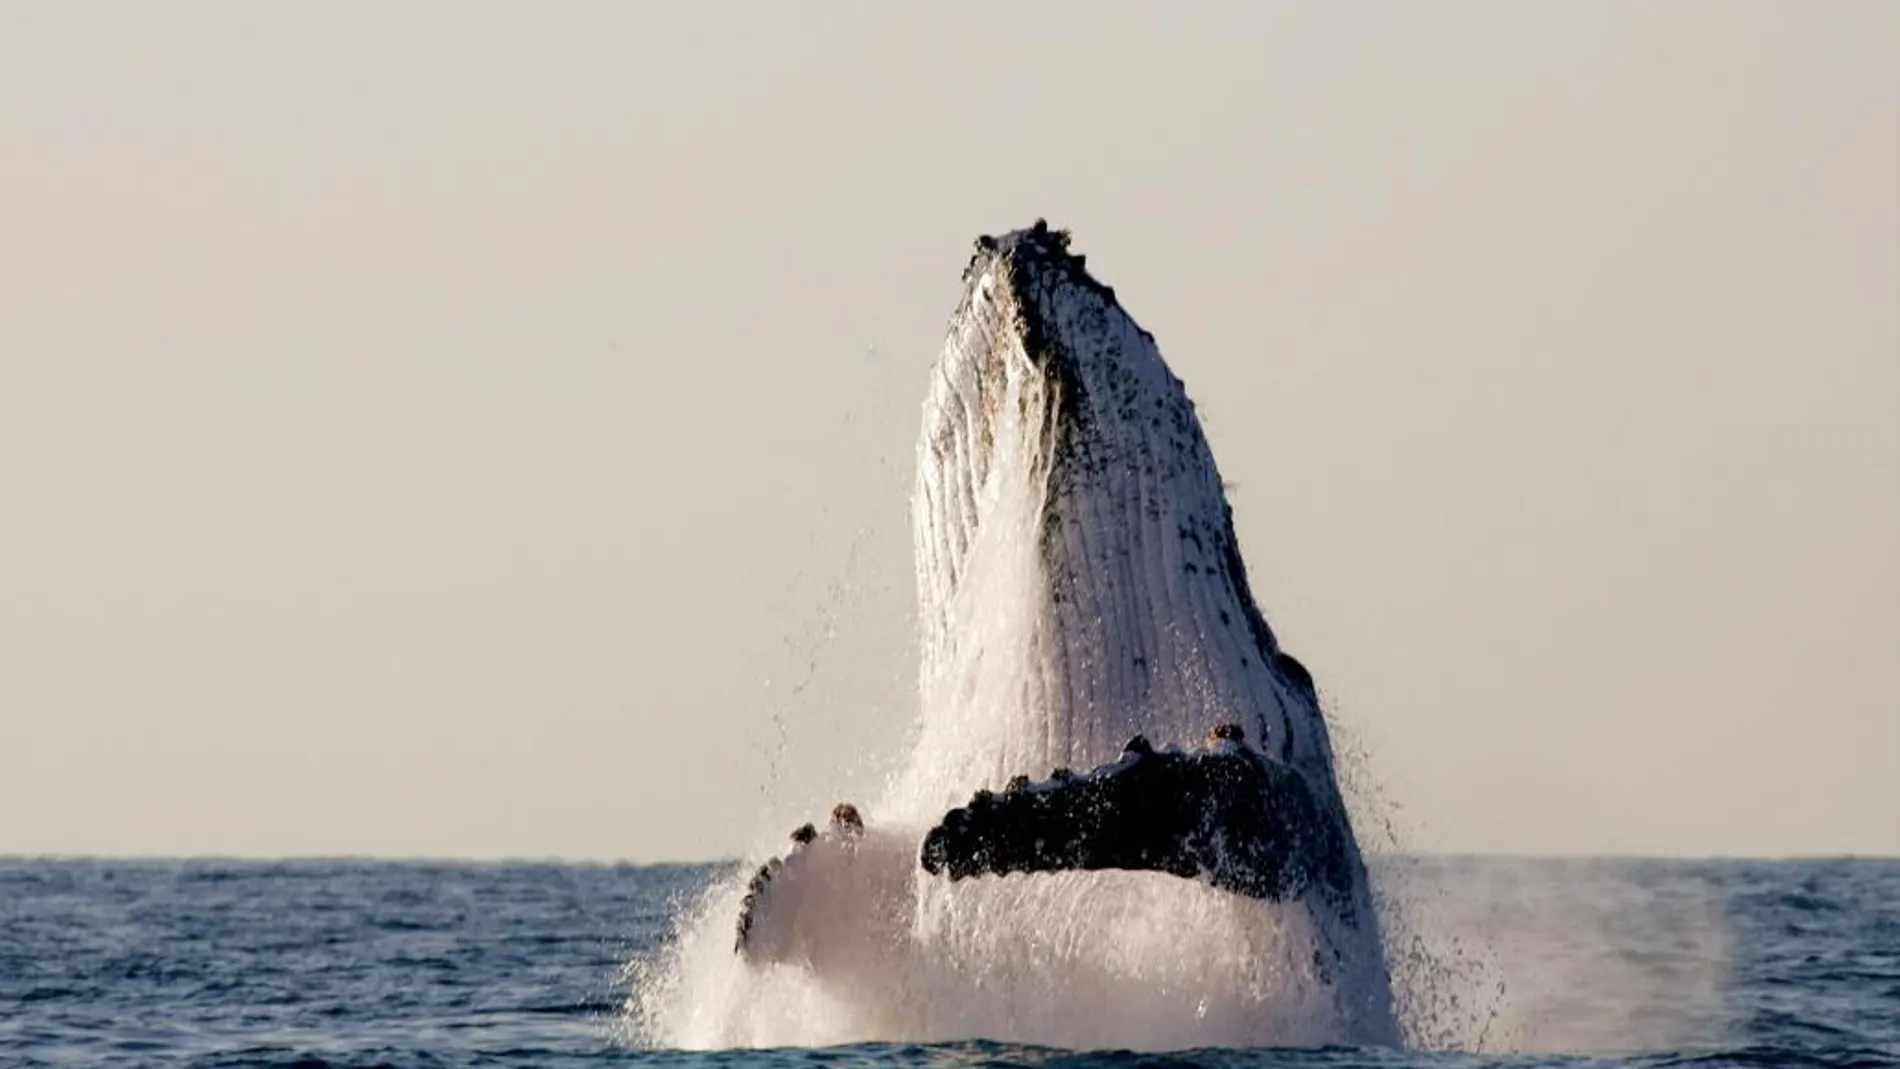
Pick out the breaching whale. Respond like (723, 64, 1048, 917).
(731, 222, 1397, 1046)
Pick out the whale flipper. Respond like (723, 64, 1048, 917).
(919, 728, 1354, 908)
(736, 804, 914, 967)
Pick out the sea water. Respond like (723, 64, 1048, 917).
(2, 855, 1894, 1067)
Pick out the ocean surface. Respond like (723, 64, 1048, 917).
(1, 857, 1893, 1068)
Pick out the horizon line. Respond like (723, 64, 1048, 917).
(3, 850, 1894, 866)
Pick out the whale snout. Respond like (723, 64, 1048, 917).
(919, 223, 1156, 574)
(954, 220, 1124, 388)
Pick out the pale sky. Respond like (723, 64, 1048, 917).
(2, 3, 1894, 860)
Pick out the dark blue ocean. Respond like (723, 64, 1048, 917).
(2, 858, 1893, 1068)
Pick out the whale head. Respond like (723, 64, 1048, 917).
(911, 221, 1335, 793)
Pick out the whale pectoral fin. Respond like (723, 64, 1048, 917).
(735, 825, 811, 956)
(919, 736, 1345, 903)
(735, 857, 781, 953)
(735, 805, 876, 960)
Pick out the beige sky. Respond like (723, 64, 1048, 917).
(2, 2, 1894, 860)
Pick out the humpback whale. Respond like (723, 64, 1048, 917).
(727, 222, 1397, 1046)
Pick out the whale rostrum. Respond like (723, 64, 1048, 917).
(733, 222, 1397, 1045)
